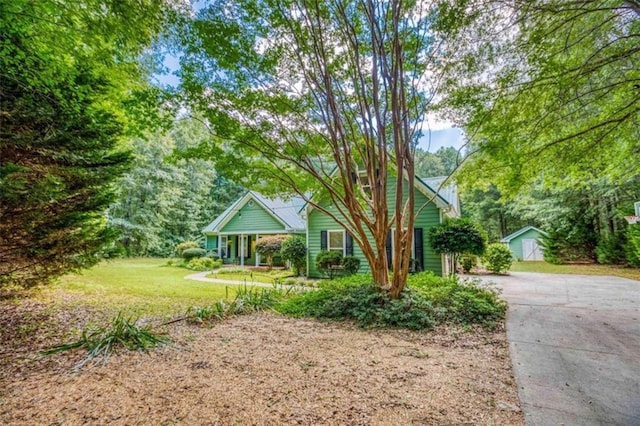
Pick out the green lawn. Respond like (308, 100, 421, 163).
(511, 261, 640, 282)
(208, 268, 295, 284)
(48, 258, 233, 318)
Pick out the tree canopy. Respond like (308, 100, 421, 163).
(442, 0, 640, 192)
(177, 0, 458, 296)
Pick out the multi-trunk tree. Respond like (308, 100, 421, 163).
(179, 0, 457, 297)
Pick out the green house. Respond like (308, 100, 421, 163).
(202, 191, 305, 266)
(500, 226, 547, 261)
(304, 175, 460, 278)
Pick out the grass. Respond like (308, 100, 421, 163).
(47, 258, 233, 317)
(208, 268, 296, 285)
(510, 261, 640, 282)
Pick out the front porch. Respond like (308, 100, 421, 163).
(206, 233, 286, 267)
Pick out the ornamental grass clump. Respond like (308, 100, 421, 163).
(41, 312, 169, 369)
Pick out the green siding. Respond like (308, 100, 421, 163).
(307, 177, 444, 278)
(221, 200, 286, 233)
(205, 235, 218, 250)
(507, 228, 543, 261)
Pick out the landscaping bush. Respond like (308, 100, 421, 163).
(408, 272, 507, 326)
(315, 250, 343, 278)
(341, 255, 361, 275)
(278, 272, 507, 329)
(256, 235, 288, 269)
(483, 243, 513, 274)
(175, 241, 200, 257)
(281, 236, 307, 275)
(182, 248, 206, 261)
(460, 254, 477, 273)
(277, 275, 437, 330)
(428, 218, 487, 275)
(186, 257, 222, 271)
(205, 251, 220, 260)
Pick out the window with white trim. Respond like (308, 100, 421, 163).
(220, 236, 228, 258)
(328, 230, 345, 254)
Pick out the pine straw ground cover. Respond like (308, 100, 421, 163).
(0, 300, 523, 425)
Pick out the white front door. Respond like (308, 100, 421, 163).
(522, 239, 543, 261)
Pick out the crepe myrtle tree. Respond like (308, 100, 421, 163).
(178, 0, 459, 298)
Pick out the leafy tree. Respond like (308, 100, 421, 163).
(483, 244, 513, 274)
(0, 0, 171, 288)
(415, 147, 462, 178)
(280, 236, 307, 276)
(256, 235, 288, 270)
(428, 218, 487, 275)
(441, 1, 640, 190)
(177, 0, 458, 298)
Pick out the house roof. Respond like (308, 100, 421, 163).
(203, 191, 306, 234)
(500, 226, 547, 243)
(419, 176, 460, 215)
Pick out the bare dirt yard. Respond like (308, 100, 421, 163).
(1, 302, 523, 425)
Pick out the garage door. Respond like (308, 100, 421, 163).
(522, 239, 544, 261)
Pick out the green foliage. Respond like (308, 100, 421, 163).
(407, 273, 507, 326)
(280, 236, 307, 276)
(341, 255, 361, 276)
(483, 244, 513, 274)
(186, 257, 222, 271)
(40, 312, 169, 369)
(277, 276, 437, 330)
(625, 225, 640, 268)
(108, 122, 245, 257)
(596, 234, 627, 265)
(315, 251, 343, 279)
(175, 241, 200, 257)
(0, 0, 172, 289)
(182, 248, 206, 261)
(187, 285, 296, 324)
(255, 235, 288, 269)
(429, 218, 487, 274)
(278, 272, 506, 329)
(460, 255, 477, 274)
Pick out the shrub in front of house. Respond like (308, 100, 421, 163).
(280, 235, 307, 276)
(341, 255, 361, 275)
(182, 248, 207, 261)
(460, 254, 477, 273)
(315, 250, 343, 278)
(186, 257, 222, 271)
(483, 243, 513, 274)
(277, 272, 507, 329)
(175, 241, 200, 257)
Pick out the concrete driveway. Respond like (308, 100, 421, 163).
(481, 272, 640, 425)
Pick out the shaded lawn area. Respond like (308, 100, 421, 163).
(208, 268, 296, 284)
(511, 261, 640, 282)
(47, 258, 232, 318)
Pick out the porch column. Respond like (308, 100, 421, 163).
(255, 233, 260, 266)
(217, 235, 221, 259)
(240, 233, 245, 267)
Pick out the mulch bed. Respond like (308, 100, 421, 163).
(0, 302, 523, 425)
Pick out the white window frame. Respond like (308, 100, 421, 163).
(328, 230, 346, 255)
(219, 235, 228, 258)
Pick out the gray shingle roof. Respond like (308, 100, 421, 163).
(419, 176, 460, 214)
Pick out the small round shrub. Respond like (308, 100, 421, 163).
(341, 255, 361, 275)
(175, 241, 200, 257)
(483, 243, 513, 274)
(182, 248, 207, 261)
(205, 251, 220, 260)
(315, 250, 343, 278)
(460, 254, 477, 274)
